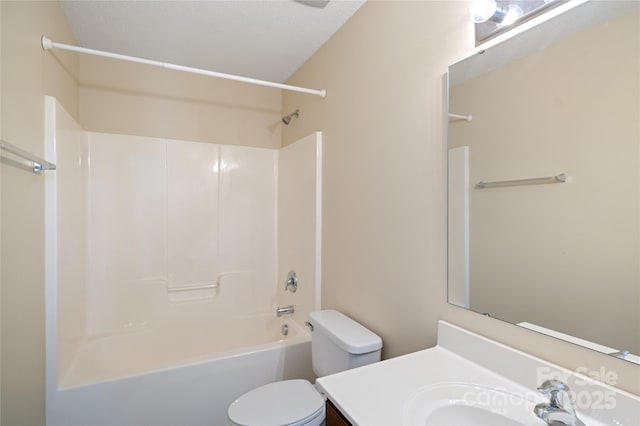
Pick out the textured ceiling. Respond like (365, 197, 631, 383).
(60, 0, 366, 83)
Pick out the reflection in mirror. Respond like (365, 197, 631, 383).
(447, 1, 640, 364)
(471, 0, 567, 44)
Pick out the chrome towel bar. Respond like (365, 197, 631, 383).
(476, 173, 567, 189)
(0, 139, 56, 173)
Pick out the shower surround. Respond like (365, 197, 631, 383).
(44, 97, 322, 424)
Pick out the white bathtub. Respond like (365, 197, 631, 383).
(48, 317, 313, 426)
(44, 100, 322, 426)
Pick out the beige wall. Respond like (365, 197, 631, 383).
(450, 9, 639, 354)
(284, 0, 472, 356)
(0, 2, 3, 420)
(1, 2, 79, 425)
(0, 2, 3, 419)
(283, 0, 640, 395)
(79, 55, 282, 148)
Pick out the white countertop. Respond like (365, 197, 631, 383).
(316, 321, 640, 426)
(317, 346, 539, 425)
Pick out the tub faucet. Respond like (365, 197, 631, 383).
(534, 380, 585, 426)
(276, 305, 294, 317)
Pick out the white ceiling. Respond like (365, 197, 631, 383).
(60, 0, 366, 84)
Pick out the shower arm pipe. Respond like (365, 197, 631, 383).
(41, 36, 327, 98)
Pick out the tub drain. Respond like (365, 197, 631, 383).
(281, 324, 289, 336)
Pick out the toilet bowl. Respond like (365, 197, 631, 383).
(227, 310, 382, 426)
(228, 380, 324, 426)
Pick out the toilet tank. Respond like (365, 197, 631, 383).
(308, 310, 382, 377)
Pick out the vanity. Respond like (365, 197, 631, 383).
(318, 321, 640, 425)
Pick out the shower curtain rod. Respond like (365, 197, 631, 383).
(41, 36, 327, 98)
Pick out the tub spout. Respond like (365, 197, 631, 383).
(276, 305, 294, 317)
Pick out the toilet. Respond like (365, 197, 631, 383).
(227, 310, 382, 426)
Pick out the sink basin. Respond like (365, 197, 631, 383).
(403, 382, 542, 425)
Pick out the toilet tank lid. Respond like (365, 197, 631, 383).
(308, 310, 382, 354)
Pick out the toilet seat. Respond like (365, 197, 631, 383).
(227, 379, 325, 426)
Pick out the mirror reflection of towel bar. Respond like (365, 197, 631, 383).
(448, 113, 473, 122)
(476, 173, 567, 188)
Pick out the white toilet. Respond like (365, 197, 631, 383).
(227, 310, 382, 426)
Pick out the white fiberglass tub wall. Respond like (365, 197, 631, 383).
(277, 132, 323, 327)
(44, 97, 321, 425)
(60, 122, 278, 386)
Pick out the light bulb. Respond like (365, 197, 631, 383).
(470, 0, 498, 23)
(501, 4, 523, 26)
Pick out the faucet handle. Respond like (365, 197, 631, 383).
(537, 380, 571, 394)
(537, 380, 574, 410)
(535, 380, 583, 426)
(610, 350, 630, 360)
(284, 270, 298, 293)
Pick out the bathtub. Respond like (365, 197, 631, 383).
(44, 99, 322, 426)
(47, 316, 313, 426)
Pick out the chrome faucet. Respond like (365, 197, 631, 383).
(610, 350, 630, 360)
(276, 305, 294, 317)
(534, 380, 585, 426)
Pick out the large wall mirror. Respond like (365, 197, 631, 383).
(447, 0, 639, 364)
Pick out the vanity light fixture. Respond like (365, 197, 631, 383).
(471, 0, 567, 44)
(470, 0, 509, 24)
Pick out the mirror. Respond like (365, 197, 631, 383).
(447, 0, 640, 364)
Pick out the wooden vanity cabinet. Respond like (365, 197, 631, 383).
(325, 399, 353, 426)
